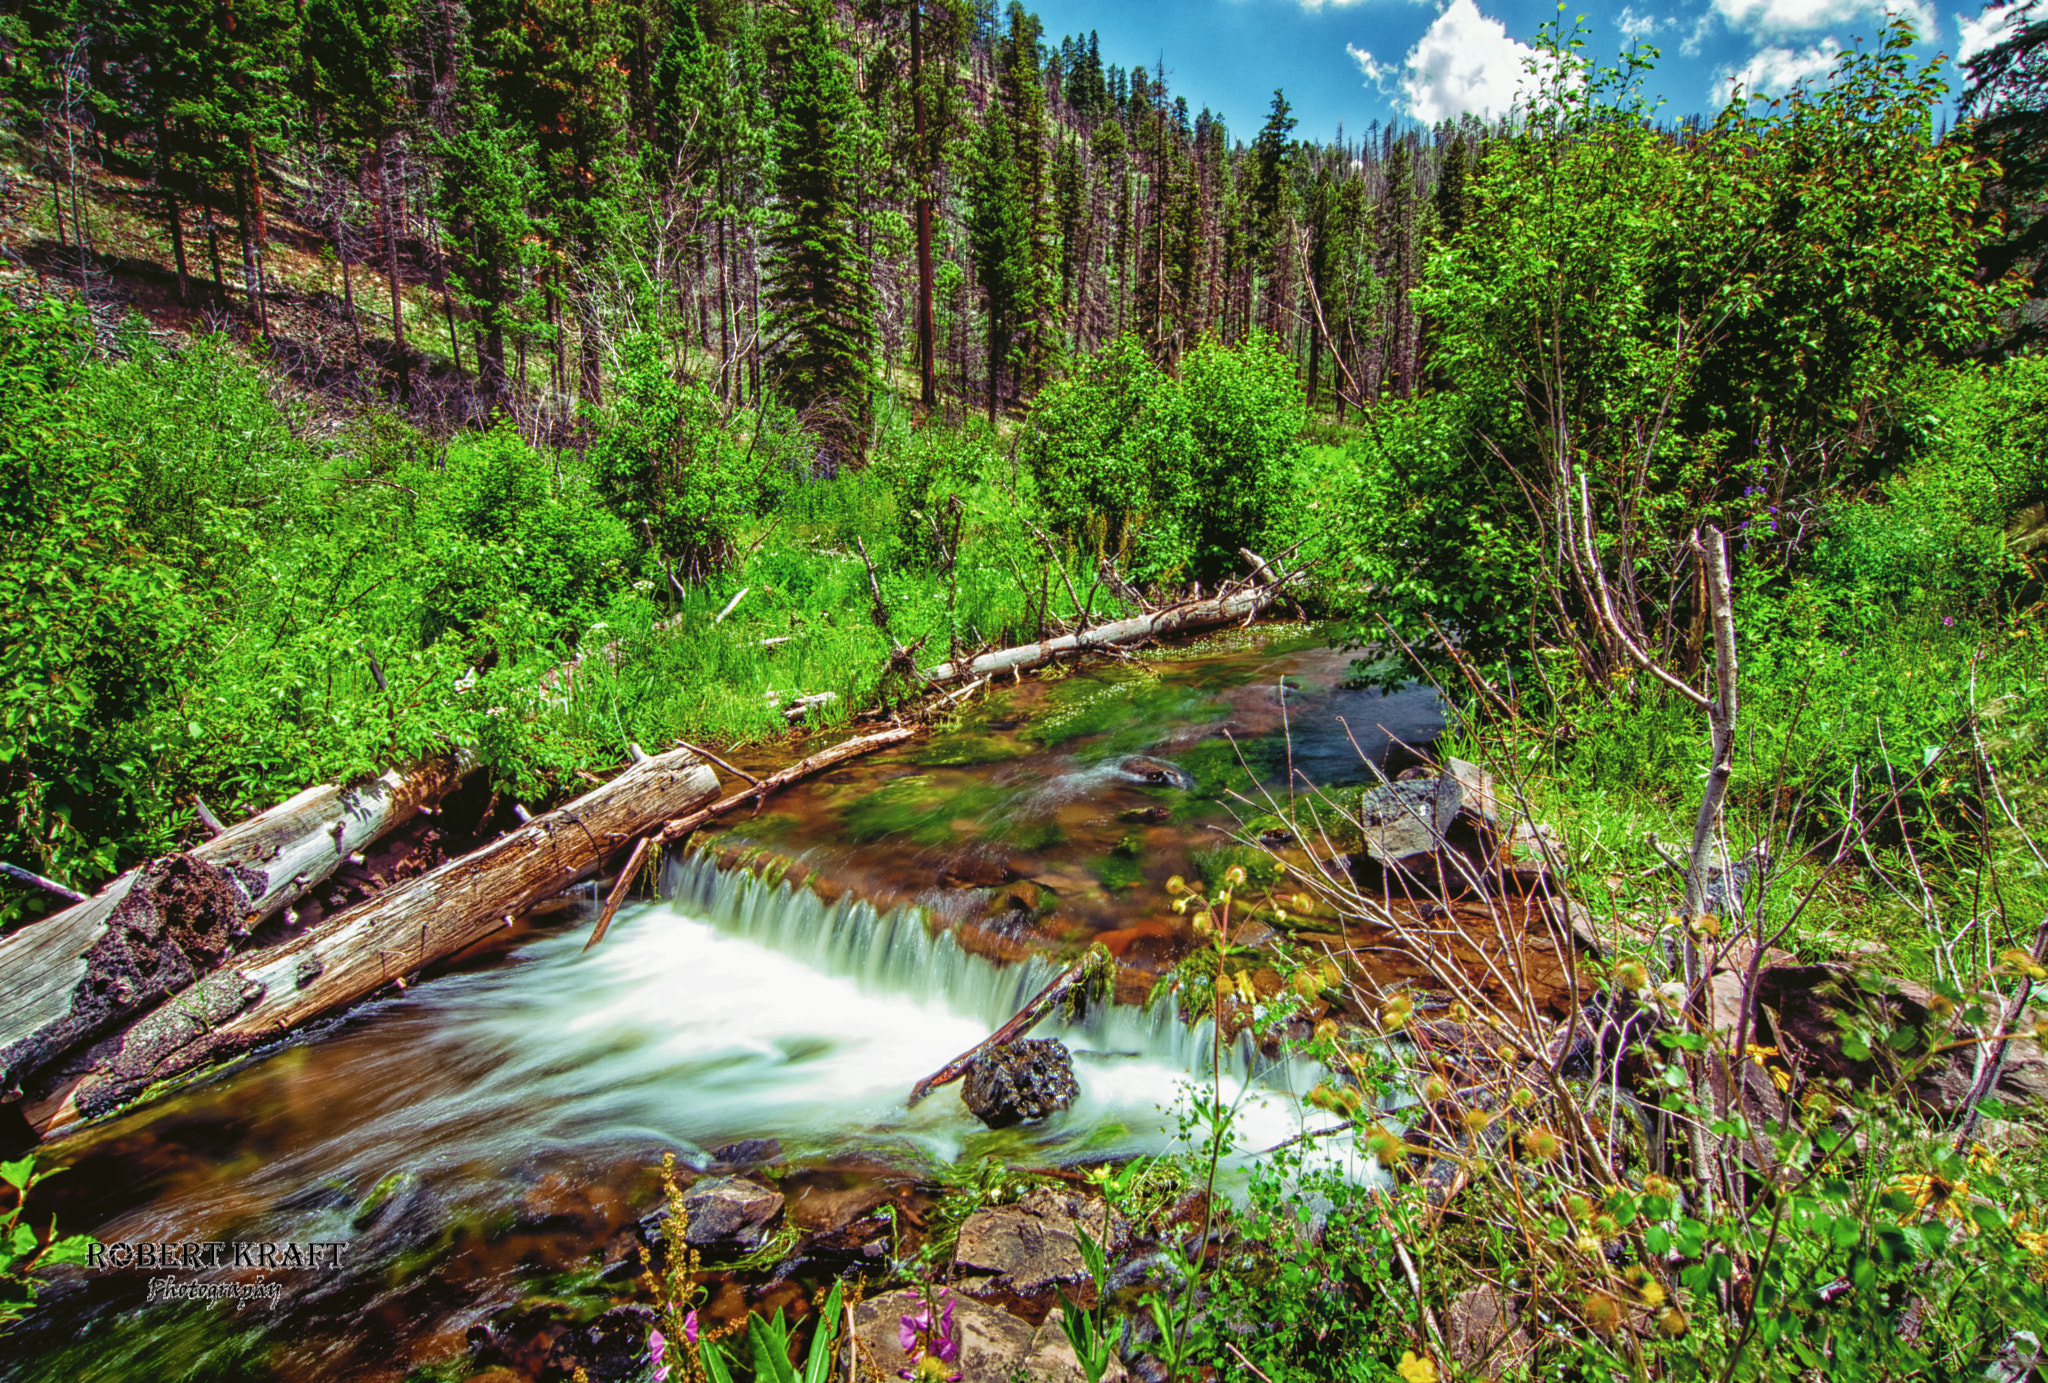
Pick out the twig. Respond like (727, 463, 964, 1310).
(907, 949, 1109, 1105)
(1, 862, 87, 903)
(713, 587, 749, 626)
(583, 837, 650, 952)
(192, 794, 227, 838)
(674, 739, 762, 788)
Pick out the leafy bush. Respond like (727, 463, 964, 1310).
(1820, 355, 2048, 612)
(1022, 333, 1304, 584)
(418, 424, 639, 642)
(588, 336, 773, 581)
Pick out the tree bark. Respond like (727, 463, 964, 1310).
(379, 134, 411, 402)
(920, 581, 1281, 685)
(156, 119, 189, 306)
(0, 757, 471, 1107)
(20, 748, 717, 1139)
(912, 1, 937, 412)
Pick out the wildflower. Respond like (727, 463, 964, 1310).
(1583, 1292, 1625, 1334)
(684, 1311, 698, 1347)
(1943, 616, 1955, 627)
(1421, 1073, 1451, 1102)
(1523, 1126, 1562, 1161)
(1166, 875, 1188, 896)
(634, 579, 655, 593)
(1612, 960, 1648, 992)
(1366, 1125, 1407, 1168)
(2002, 949, 2048, 981)
(2015, 1227, 2048, 1257)
(1745, 1044, 1793, 1091)
(1381, 994, 1414, 1031)
(648, 1328, 669, 1383)
(1395, 1350, 1439, 1383)
(899, 1289, 961, 1381)
(1656, 1307, 1689, 1337)
(588, 621, 611, 635)
(1643, 1173, 1677, 1200)
(486, 706, 506, 717)
(1223, 865, 1247, 888)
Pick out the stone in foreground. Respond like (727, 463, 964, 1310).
(962, 1038, 1079, 1128)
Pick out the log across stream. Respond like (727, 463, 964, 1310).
(4, 625, 1471, 1382)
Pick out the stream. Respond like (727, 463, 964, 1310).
(4, 625, 1444, 1382)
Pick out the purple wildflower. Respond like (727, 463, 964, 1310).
(684, 1310, 699, 1347)
(1943, 616, 1955, 627)
(899, 1288, 962, 1381)
(649, 1328, 669, 1383)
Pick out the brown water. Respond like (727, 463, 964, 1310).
(4, 624, 1452, 1382)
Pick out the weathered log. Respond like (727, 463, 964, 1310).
(0, 757, 471, 1102)
(907, 948, 1111, 1107)
(918, 585, 1279, 686)
(21, 746, 718, 1138)
(654, 728, 916, 844)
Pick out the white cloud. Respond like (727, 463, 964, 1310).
(1711, 0, 1932, 37)
(1616, 5, 1663, 38)
(1393, 0, 1544, 123)
(1714, 40, 1842, 101)
(1957, 1, 2027, 60)
(1347, 42, 1396, 90)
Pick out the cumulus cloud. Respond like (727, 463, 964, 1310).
(1957, 1, 2026, 60)
(1616, 5, 1664, 38)
(1714, 41, 1842, 101)
(1347, 42, 1396, 90)
(1711, 0, 1932, 38)
(1387, 0, 1543, 123)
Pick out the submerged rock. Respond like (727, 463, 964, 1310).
(1115, 756, 1196, 791)
(962, 1039, 1079, 1128)
(539, 1303, 658, 1383)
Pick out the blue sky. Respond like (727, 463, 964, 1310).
(1028, 0, 2025, 143)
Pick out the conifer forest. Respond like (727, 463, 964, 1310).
(3, 1, 2048, 1380)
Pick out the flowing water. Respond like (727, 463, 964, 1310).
(5, 625, 1441, 1382)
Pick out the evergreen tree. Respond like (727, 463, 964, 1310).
(437, 81, 541, 406)
(968, 99, 1030, 422)
(1250, 89, 1296, 330)
(762, 0, 873, 451)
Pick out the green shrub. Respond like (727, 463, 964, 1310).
(588, 336, 772, 581)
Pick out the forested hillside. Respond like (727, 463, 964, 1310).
(2, 0, 1472, 441)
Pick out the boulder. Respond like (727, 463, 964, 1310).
(853, 1288, 1035, 1383)
(954, 1185, 1128, 1298)
(539, 1304, 658, 1383)
(1445, 1284, 1535, 1379)
(1753, 963, 2048, 1118)
(1350, 758, 1505, 897)
(962, 1039, 1079, 1128)
(1027, 1309, 1132, 1383)
(677, 1176, 783, 1254)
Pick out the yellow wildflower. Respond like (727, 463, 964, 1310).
(1395, 1351, 1438, 1383)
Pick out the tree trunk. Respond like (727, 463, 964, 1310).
(19, 749, 717, 1139)
(155, 119, 189, 305)
(912, 1, 937, 412)
(244, 131, 269, 337)
(379, 134, 411, 402)
(920, 569, 1285, 685)
(203, 197, 225, 307)
(235, 173, 265, 332)
(0, 757, 471, 1109)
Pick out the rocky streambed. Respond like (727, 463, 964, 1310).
(4, 624, 1575, 1383)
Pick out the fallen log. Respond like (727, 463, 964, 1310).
(20, 745, 717, 1139)
(917, 559, 1288, 686)
(907, 948, 1113, 1107)
(654, 727, 916, 845)
(0, 756, 471, 1102)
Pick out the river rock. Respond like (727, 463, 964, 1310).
(1350, 758, 1502, 896)
(962, 1039, 1079, 1128)
(1445, 1284, 1535, 1379)
(679, 1175, 783, 1253)
(1028, 1309, 1132, 1383)
(539, 1304, 660, 1383)
(1754, 963, 2048, 1117)
(954, 1185, 1127, 1297)
(854, 1289, 1036, 1383)
(1116, 756, 1196, 791)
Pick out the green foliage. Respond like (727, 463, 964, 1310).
(588, 338, 769, 580)
(1819, 355, 2048, 611)
(1021, 333, 1304, 583)
(1, 1155, 95, 1330)
(762, 0, 874, 450)
(0, 297, 197, 904)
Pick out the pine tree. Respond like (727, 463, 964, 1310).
(437, 81, 540, 407)
(968, 99, 1030, 422)
(1250, 89, 1296, 331)
(762, 0, 873, 451)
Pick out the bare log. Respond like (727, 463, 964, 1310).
(918, 585, 1278, 685)
(22, 747, 717, 1137)
(0, 864, 87, 903)
(655, 728, 916, 844)
(0, 756, 471, 1101)
(907, 948, 1112, 1107)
